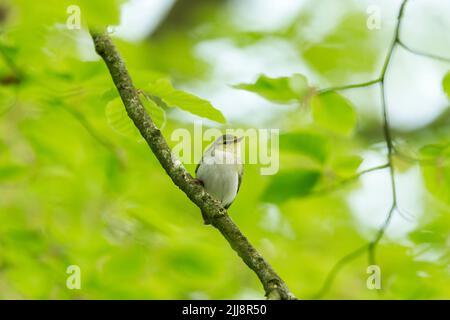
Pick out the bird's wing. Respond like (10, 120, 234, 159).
(237, 165, 243, 193)
(224, 165, 243, 210)
(196, 145, 214, 176)
(195, 158, 202, 175)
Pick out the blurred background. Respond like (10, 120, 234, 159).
(0, 0, 449, 299)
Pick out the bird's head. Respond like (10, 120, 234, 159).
(212, 134, 243, 155)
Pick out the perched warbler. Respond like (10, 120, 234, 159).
(195, 134, 244, 224)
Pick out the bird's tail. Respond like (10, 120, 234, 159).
(201, 209, 211, 225)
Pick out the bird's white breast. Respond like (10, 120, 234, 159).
(196, 150, 239, 207)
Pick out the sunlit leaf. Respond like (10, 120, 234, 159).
(331, 155, 363, 177)
(233, 73, 309, 103)
(311, 92, 357, 135)
(147, 79, 226, 123)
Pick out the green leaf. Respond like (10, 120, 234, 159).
(331, 155, 363, 177)
(147, 79, 226, 123)
(233, 73, 309, 103)
(279, 131, 329, 164)
(105, 96, 166, 140)
(419, 143, 450, 204)
(105, 98, 142, 141)
(443, 72, 450, 99)
(263, 169, 321, 203)
(311, 92, 357, 135)
(141, 95, 166, 129)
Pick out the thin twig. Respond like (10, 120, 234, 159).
(397, 40, 450, 64)
(315, 0, 414, 298)
(312, 244, 369, 299)
(312, 163, 390, 195)
(318, 78, 381, 94)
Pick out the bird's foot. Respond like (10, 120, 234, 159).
(136, 89, 151, 100)
(192, 178, 204, 187)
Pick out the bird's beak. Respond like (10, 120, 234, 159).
(235, 136, 244, 143)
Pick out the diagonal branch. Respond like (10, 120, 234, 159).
(90, 30, 296, 300)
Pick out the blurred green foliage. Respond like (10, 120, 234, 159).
(0, 0, 449, 299)
(311, 92, 357, 136)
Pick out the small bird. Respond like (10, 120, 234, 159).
(195, 134, 244, 224)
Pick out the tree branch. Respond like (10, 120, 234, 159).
(90, 30, 296, 300)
